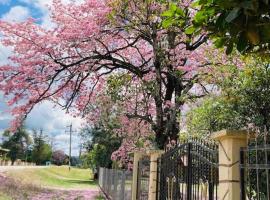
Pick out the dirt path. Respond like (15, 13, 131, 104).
(31, 188, 100, 200)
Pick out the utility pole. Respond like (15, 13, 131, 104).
(66, 124, 72, 171)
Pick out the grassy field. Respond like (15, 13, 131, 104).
(6, 166, 98, 189)
(0, 166, 102, 199)
(0, 192, 11, 200)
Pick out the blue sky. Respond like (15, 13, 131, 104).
(0, 0, 43, 21)
(0, 0, 42, 15)
(0, 0, 84, 156)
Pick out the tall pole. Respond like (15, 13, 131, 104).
(68, 124, 72, 171)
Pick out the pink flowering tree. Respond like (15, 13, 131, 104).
(0, 0, 214, 149)
(51, 150, 67, 166)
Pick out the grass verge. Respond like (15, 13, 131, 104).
(5, 166, 97, 189)
(0, 192, 12, 200)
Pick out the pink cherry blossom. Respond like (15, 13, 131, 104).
(0, 0, 239, 149)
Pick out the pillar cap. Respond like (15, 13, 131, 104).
(146, 150, 164, 155)
(211, 129, 248, 141)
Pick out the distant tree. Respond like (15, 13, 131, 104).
(51, 150, 66, 166)
(32, 130, 52, 165)
(2, 126, 31, 165)
(70, 156, 81, 167)
(80, 125, 121, 170)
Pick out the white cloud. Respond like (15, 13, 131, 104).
(25, 101, 84, 156)
(55, 134, 70, 142)
(19, 0, 51, 10)
(53, 132, 81, 156)
(19, 0, 54, 29)
(0, 43, 13, 65)
(18, 0, 84, 29)
(1, 6, 30, 22)
(26, 101, 84, 132)
(0, 99, 84, 156)
(0, 0, 10, 5)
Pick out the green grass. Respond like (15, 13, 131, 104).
(95, 195, 105, 200)
(0, 192, 12, 200)
(6, 166, 98, 189)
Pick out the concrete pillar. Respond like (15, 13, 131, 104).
(131, 151, 145, 200)
(211, 130, 248, 200)
(148, 150, 164, 200)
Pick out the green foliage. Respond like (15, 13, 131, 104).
(220, 58, 270, 130)
(186, 96, 244, 136)
(70, 156, 81, 166)
(80, 125, 121, 170)
(31, 130, 52, 165)
(194, 0, 270, 54)
(161, 1, 270, 54)
(187, 57, 270, 135)
(161, 3, 186, 28)
(106, 73, 132, 102)
(82, 144, 109, 170)
(2, 126, 31, 165)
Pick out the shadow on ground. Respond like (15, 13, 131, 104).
(65, 179, 97, 185)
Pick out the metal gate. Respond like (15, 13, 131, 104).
(240, 132, 270, 200)
(137, 157, 150, 200)
(157, 140, 218, 200)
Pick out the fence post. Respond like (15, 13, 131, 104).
(132, 151, 145, 200)
(211, 130, 248, 200)
(120, 170, 126, 200)
(186, 143, 192, 200)
(148, 150, 164, 200)
(239, 148, 246, 200)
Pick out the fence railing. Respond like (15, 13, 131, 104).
(0, 160, 36, 166)
(137, 158, 150, 200)
(99, 167, 132, 200)
(240, 132, 270, 200)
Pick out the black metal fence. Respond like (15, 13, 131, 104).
(240, 132, 270, 200)
(137, 157, 150, 200)
(99, 167, 132, 200)
(157, 139, 219, 200)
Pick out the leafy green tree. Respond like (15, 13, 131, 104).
(80, 125, 121, 170)
(2, 126, 31, 165)
(221, 58, 270, 131)
(193, 0, 270, 54)
(187, 57, 270, 134)
(186, 96, 244, 137)
(86, 144, 110, 169)
(32, 130, 52, 165)
(162, 1, 270, 54)
(70, 156, 81, 167)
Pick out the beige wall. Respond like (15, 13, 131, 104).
(147, 150, 163, 200)
(212, 130, 248, 200)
